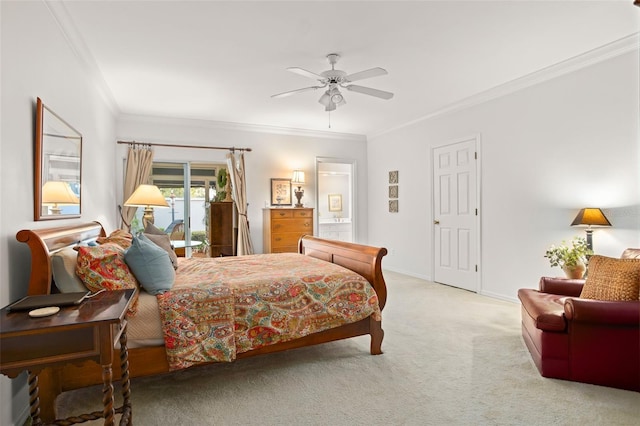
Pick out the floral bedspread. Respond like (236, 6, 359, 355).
(156, 253, 381, 371)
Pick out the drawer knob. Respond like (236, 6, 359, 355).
(275, 237, 281, 241)
(279, 212, 286, 216)
(304, 222, 310, 227)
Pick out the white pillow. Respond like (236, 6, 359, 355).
(51, 247, 87, 293)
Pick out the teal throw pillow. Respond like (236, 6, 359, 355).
(125, 234, 175, 295)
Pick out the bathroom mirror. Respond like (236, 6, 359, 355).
(34, 98, 82, 220)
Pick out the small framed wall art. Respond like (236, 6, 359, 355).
(389, 200, 398, 213)
(270, 178, 292, 206)
(389, 170, 398, 184)
(328, 194, 343, 212)
(389, 185, 398, 199)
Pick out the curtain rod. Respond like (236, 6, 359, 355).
(117, 140, 252, 153)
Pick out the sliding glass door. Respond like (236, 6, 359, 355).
(130, 161, 225, 257)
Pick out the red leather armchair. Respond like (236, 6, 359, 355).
(518, 249, 640, 391)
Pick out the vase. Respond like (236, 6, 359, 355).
(562, 262, 586, 279)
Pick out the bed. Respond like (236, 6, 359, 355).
(16, 221, 387, 421)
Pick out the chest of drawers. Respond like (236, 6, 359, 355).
(263, 208, 314, 253)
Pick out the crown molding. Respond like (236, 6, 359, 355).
(370, 33, 640, 139)
(118, 114, 367, 142)
(45, 0, 119, 114)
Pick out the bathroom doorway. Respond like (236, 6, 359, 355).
(316, 157, 356, 243)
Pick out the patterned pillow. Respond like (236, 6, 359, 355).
(76, 243, 139, 315)
(96, 229, 133, 250)
(580, 255, 640, 301)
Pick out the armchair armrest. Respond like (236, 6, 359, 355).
(539, 277, 584, 297)
(564, 298, 640, 326)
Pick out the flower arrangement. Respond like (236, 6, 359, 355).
(544, 236, 593, 268)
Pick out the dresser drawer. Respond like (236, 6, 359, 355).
(293, 209, 312, 218)
(271, 232, 304, 248)
(270, 209, 293, 219)
(271, 219, 312, 233)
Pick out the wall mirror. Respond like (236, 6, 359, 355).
(34, 97, 82, 220)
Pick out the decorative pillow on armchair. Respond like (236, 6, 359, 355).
(580, 255, 640, 301)
(76, 243, 138, 315)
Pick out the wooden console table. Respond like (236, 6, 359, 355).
(0, 289, 136, 425)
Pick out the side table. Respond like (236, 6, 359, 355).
(0, 288, 136, 425)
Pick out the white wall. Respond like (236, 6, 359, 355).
(368, 50, 640, 301)
(116, 116, 369, 251)
(0, 2, 118, 424)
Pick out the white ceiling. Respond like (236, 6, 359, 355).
(56, 1, 639, 137)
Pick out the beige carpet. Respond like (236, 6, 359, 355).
(56, 271, 640, 425)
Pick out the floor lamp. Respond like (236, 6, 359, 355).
(571, 208, 612, 252)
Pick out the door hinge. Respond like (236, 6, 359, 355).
(475, 265, 478, 272)
(475, 208, 478, 216)
(474, 152, 477, 160)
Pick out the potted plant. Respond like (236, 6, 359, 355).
(544, 236, 593, 279)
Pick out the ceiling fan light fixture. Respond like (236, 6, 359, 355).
(318, 91, 331, 107)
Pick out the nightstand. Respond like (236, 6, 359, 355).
(0, 288, 136, 425)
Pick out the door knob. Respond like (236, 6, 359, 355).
(434, 220, 440, 225)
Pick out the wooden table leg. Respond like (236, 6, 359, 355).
(27, 370, 43, 426)
(101, 365, 115, 426)
(119, 327, 132, 426)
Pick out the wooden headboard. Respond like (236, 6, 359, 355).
(16, 221, 105, 296)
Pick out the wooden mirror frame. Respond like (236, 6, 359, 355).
(34, 98, 83, 221)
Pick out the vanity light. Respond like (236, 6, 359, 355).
(124, 184, 169, 227)
(291, 170, 305, 208)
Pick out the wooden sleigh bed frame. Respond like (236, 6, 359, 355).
(16, 221, 387, 421)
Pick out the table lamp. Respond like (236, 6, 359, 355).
(291, 170, 305, 208)
(42, 181, 79, 214)
(124, 184, 169, 227)
(571, 208, 611, 252)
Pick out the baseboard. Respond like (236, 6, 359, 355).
(382, 267, 431, 281)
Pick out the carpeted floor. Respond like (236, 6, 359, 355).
(56, 271, 640, 425)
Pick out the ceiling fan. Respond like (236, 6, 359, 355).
(272, 53, 394, 112)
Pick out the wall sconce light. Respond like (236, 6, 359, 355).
(291, 170, 305, 208)
(571, 208, 612, 252)
(124, 184, 169, 227)
(42, 181, 80, 214)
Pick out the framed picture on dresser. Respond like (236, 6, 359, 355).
(270, 178, 292, 206)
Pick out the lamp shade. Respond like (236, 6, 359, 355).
(571, 208, 611, 227)
(291, 170, 305, 185)
(42, 181, 79, 205)
(124, 184, 169, 208)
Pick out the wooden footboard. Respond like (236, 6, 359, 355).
(15, 222, 387, 422)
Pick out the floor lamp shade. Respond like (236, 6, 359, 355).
(124, 184, 169, 226)
(571, 208, 611, 251)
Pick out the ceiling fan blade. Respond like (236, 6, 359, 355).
(344, 67, 388, 82)
(272, 86, 322, 99)
(345, 84, 394, 100)
(287, 67, 325, 81)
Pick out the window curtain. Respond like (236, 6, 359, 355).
(120, 146, 154, 230)
(226, 152, 254, 255)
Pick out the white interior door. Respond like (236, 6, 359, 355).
(433, 138, 479, 292)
